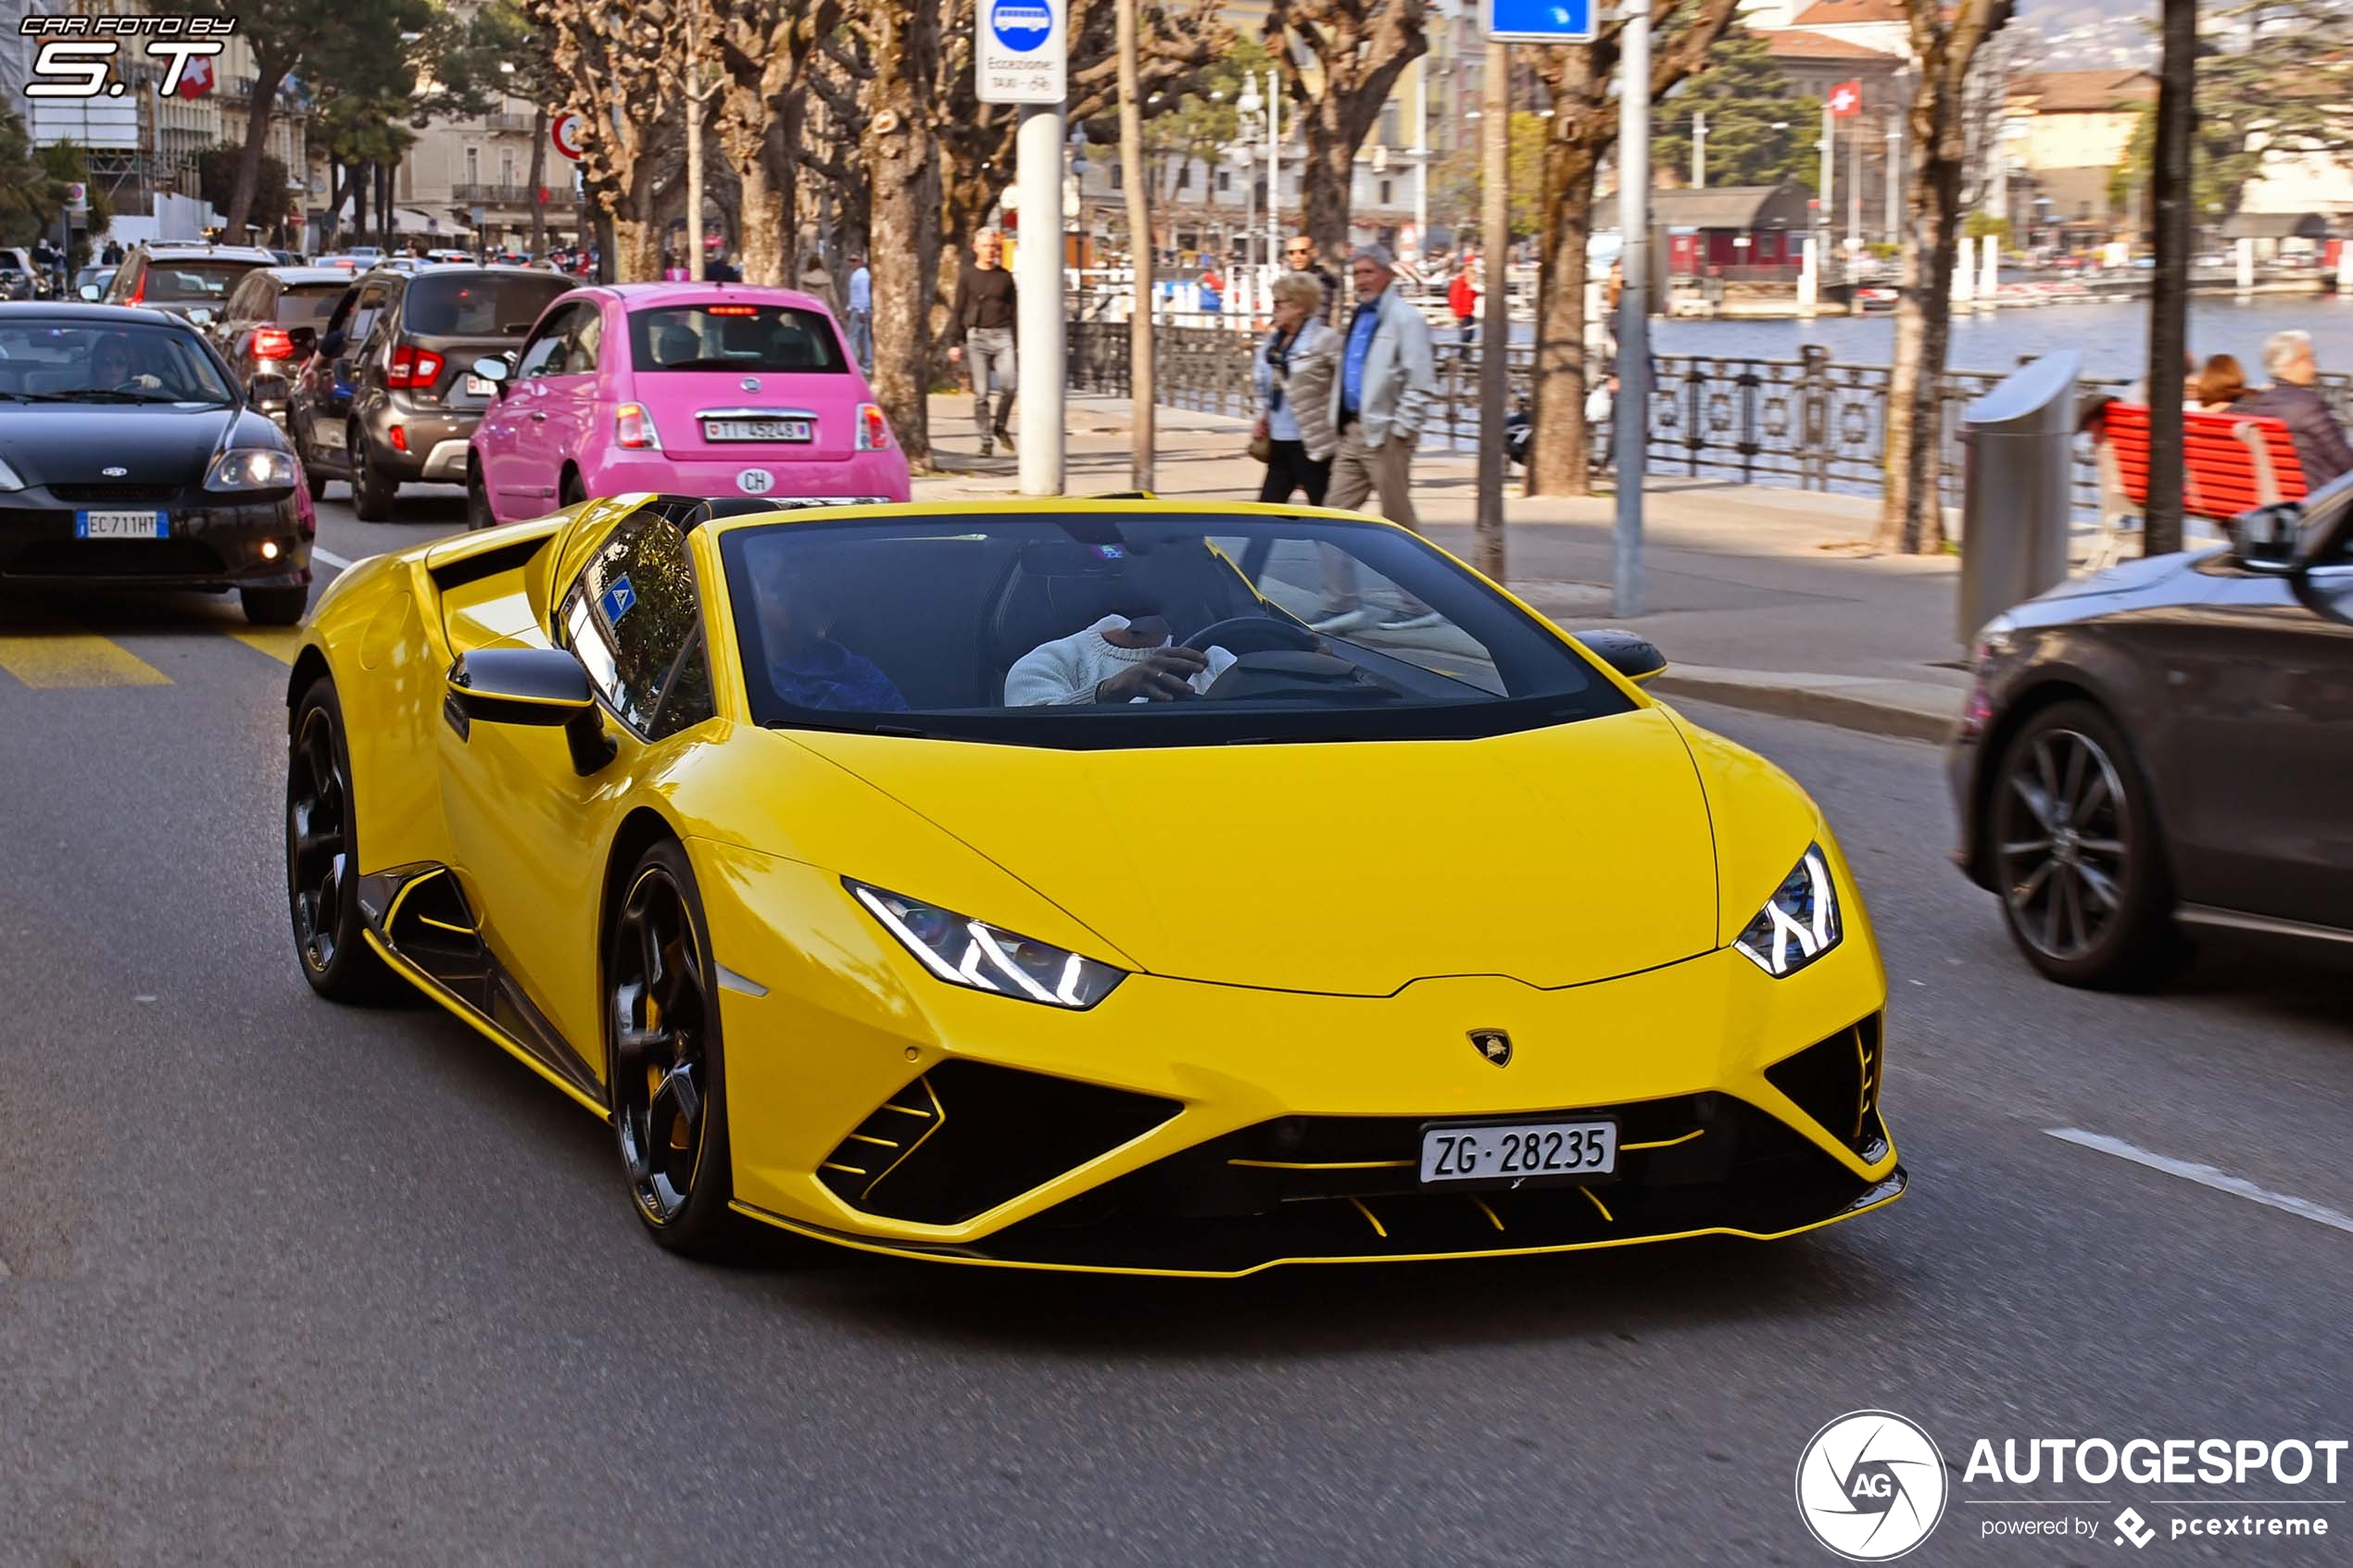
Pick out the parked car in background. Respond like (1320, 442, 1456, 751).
(1949, 475, 2353, 988)
(209, 266, 351, 424)
(72, 265, 116, 299)
(467, 282, 908, 529)
(290, 264, 576, 519)
(100, 242, 276, 326)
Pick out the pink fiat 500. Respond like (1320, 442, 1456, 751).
(464, 282, 909, 528)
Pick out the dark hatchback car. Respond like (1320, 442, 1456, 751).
(288, 265, 574, 521)
(1949, 474, 2353, 988)
(98, 242, 276, 326)
(0, 305, 313, 623)
(208, 266, 350, 423)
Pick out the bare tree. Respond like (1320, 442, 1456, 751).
(851, 0, 943, 469)
(1119, 0, 1156, 489)
(710, 0, 842, 285)
(1876, 0, 2014, 553)
(523, 0, 682, 280)
(1525, 0, 1743, 496)
(1264, 0, 1429, 262)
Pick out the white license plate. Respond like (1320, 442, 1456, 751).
(704, 418, 812, 443)
(463, 375, 497, 396)
(1419, 1120, 1617, 1184)
(76, 509, 168, 540)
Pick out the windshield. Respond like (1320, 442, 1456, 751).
(719, 513, 1631, 748)
(0, 320, 234, 405)
(402, 271, 574, 337)
(629, 303, 847, 373)
(276, 283, 346, 324)
(141, 259, 263, 302)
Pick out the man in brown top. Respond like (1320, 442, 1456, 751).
(948, 229, 1019, 457)
(1286, 233, 1344, 327)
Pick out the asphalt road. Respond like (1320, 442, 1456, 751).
(2, 489, 2347, 1567)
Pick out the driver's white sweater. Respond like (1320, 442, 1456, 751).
(1004, 615, 1237, 706)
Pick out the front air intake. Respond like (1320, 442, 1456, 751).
(1764, 1013, 1885, 1159)
(818, 1060, 1180, 1225)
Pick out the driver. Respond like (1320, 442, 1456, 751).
(1006, 608, 1237, 705)
(754, 571, 909, 712)
(89, 333, 161, 391)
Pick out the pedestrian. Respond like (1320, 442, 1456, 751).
(1448, 256, 1478, 352)
(844, 251, 873, 374)
(100, 238, 122, 266)
(1197, 263, 1223, 314)
(2192, 354, 2247, 413)
(2240, 329, 2353, 489)
(1251, 271, 1340, 507)
(1285, 233, 1344, 325)
(705, 250, 741, 283)
(1314, 244, 1440, 633)
(947, 228, 1018, 458)
(798, 252, 837, 311)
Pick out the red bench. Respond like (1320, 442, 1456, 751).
(2091, 402, 2306, 563)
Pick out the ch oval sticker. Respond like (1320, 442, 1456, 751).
(736, 468, 774, 495)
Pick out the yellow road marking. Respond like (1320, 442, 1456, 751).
(0, 627, 171, 689)
(228, 625, 305, 665)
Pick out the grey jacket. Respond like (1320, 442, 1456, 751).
(1328, 284, 1437, 448)
(2238, 382, 2353, 491)
(1255, 318, 1340, 462)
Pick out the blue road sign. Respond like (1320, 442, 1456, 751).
(990, 0, 1054, 52)
(1485, 0, 1594, 43)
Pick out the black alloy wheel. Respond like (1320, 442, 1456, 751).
(1991, 700, 2176, 989)
(350, 421, 397, 521)
(465, 457, 496, 531)
(287, 680, 396, 1001)
(608, 840, 741, 1256)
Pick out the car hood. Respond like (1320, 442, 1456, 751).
(0, 404, 259, 488)
(780, 707, 1721, 996)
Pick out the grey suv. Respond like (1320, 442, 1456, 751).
(99, 242, 275, 326)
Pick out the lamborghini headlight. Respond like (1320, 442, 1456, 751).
(1731, 846, 1843, 977)
(848, 880, 1126, 1010)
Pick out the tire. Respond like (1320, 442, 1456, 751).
(605, 838, 745, 1258)
(559, 468, 585, 509)
(350, 423, 397, 521)
(465, 457, 497, 532)
(287, 677, 400, 1003)
(1988, 698, 2179, 989)
(304, 459, 327, 505)
(241, 584, 308, 625)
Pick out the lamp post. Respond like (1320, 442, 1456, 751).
(1237, 74, 1265, 288)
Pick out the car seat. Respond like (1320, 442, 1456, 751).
(655, 324, 700, 366)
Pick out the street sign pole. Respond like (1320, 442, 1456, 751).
(978, 0, 1068, 495)
(1616, 0, 1650, 619)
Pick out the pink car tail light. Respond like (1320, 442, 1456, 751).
(614, 402, 662, 450)
(856, 403, 891, 450)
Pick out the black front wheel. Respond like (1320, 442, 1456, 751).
(242, 584, 308, 625)
(287, 679, 398, 1002)
(607, 839, 743, 1257)
(350, 423, 398, 521)
(1990, 700, 2179, 989)
(466, 458, 497, 532)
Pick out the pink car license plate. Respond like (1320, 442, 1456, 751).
(702, 417, 812, 443)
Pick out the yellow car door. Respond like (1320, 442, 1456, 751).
(434, 507, 718, 1081)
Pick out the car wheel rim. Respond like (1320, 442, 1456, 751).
(287, 708, 348, 973)
(1997, 726, 2129, 962)
(610, 866, 711, 1226)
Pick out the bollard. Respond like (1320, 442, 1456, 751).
(1957, 350, 2080, 645)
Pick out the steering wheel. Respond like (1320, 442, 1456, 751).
(1182, 615, 1321, 655)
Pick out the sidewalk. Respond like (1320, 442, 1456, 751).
(917, 393, 1972, 742)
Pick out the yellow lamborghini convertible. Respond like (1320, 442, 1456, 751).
(283, 493, 1902, 1274)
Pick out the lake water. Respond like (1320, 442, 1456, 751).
(1647, 294, 2353, 382)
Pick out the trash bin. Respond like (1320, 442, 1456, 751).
(1957, 349, 2080, 646)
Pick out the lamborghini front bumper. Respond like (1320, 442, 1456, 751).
(701, 843, 1903, 1277)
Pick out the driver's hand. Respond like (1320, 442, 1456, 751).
(1097, 646, 1211, 702)
(130, 373, 161, 389)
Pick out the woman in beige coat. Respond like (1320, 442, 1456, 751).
(1251, 271, 1340, 505)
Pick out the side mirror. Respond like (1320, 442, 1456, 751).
(2229, 502, 2305, 574)
(470, 356, 510, 383)
(78, 282, 100, 302)
(187, 307, 213, 326)
(320, 329, 346, 360)
(1573, 627, 1668, 685)
(445, 647, 615, 774)
(288, 325, 318, 355)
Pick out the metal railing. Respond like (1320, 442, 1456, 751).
(1065, 320, 2353, 515)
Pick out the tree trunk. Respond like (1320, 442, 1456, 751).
(1302, 115, 1353, 265)
(1879, 142, 1962, 552)
(222, 69, 285, 241)
(864, 0, 942, 470)
(350, 161, 369, 244)
(1118, 0, 1154, 488)
(376, 160, 394, 250)
(325, 158, 349, 249)
(771, 97, 805, 281)
(529, 107, 549, 257)
(738, 140, 787, 286)
(1529, 135, 1599, 496)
